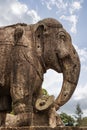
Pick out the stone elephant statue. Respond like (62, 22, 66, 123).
(0, 18, 80, 127)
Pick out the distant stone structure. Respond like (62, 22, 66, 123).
(0, 18, 80, 127)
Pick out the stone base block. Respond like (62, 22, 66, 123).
(0, 126, 87, 130)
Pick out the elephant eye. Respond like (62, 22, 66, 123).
(58, 32, 66, 41)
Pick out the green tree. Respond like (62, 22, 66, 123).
(75, 103, 83, 126)
(42, 88, 49, 95)
(80, 117, 87, 126)
(60, 112, 75, 126)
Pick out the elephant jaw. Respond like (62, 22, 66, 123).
(55, 49, 80, 110)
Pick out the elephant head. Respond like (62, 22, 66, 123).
(34, 18, 80, 110)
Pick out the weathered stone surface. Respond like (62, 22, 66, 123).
(0, 127, 87, 130)
(0, 18, 80, 127)
(35, 95, 54, 111)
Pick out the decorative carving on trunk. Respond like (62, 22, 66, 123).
(0, 18, 80, 127)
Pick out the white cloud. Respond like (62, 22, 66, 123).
(42, 69, 63, 98)
(42, 1, 50, 10)
(74, 45, 87, 72)
(60, 0, 83, 34)
(72, 83, 87, 117)
(60, 14, 78, 33)
(42, 0, 68, 11)
(0, 0, 40, 26)
(73, 84, 87, 101)
(83, 109, 87, 117)
(70, 1, 82, 14)
(11, 1, 28, 16)
(75, 46, 87, 63)
(41, 0, 83, 34)
(27, 10, 40, 23)
(75, 46, 87, 77)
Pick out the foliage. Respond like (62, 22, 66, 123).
(80, 117, 87, 126)
(60, 112, 75, 126)
(75, 103, 83, 126)
(75, 103, 83, 118)
(42, 88, 49, 95)
(10, 110, 14, 115)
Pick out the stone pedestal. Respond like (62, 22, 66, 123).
(0, 126, 87, 130)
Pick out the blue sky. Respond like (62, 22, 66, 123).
(0, 0, 87, 116)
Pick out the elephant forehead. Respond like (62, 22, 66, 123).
(38, 18, 63, 28)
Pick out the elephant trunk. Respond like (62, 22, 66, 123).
(55, 46, 80, 110)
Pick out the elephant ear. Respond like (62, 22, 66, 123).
(34, 24, 46, 56)
(14, 27, 23, 44)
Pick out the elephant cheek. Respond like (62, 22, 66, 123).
(56, 40, 69, 59)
